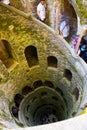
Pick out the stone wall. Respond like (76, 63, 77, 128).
(0, 2, 87, 129)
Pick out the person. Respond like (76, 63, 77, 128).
(1, 0, 10, 5)
(37, 0, 46, 22)
(59, 18, 70, 39)
(76, 29, 87, 53)
(78, 34, 87, 63)
(71, 35, 79, 52)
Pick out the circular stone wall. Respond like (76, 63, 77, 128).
(0, 2, 87, 129)
(19, 86, 67, 126)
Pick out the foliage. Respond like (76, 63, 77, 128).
(76, 0, 87, 24)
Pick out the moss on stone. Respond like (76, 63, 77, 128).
(76, 0, 87, 24)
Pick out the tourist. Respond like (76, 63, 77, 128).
(37, 0, 46, 22)
(0, 0, 10, 5)
(76, 29, 87, 53)
(78, 34, 87, 63)
(71, 35, 79, 52)
(59, 18, 70, 39)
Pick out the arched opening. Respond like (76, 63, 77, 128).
(22, 86, 32, 96)
(0, 40, 14, 68)
(47, 56, 57, 68)
(14, 94, 23, 107)
(12, 106, 18, 118)
(72, 87, 79, 101)
(33, 80, 43, 89)
(25, 45, 39, 67)
(44, 80, 54, 88)
(63, 69, 72, 81)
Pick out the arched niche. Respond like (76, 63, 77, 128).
(33, 80, 43, 89)
(25, 45, 39, 67)
(63, 69, 72, 81)
(47, 56, 57, 68)
(0, 40, 14, 68)
(22, 86, 32, 96)
(72, 87, 79, 101)
(12, 106, 18, 118)
(44, 80, 54, 88)
(14, 94, 23, 107)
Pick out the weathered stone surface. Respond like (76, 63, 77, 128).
(0, 0, 87, 129)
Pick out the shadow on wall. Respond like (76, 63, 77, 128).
(0, 39, 14, 68)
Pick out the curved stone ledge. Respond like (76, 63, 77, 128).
(10, 114, 87, 130)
